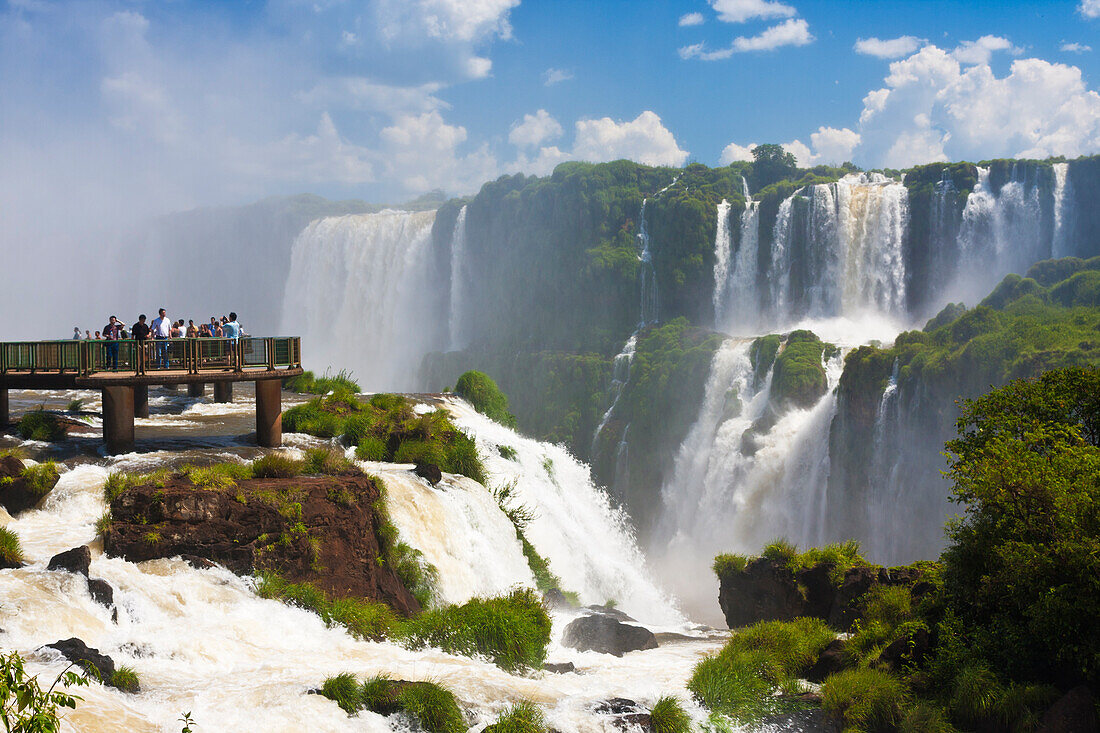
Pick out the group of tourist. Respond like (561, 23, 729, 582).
(71, 310, 244, 370)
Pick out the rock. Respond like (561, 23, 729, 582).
(87, 578, 115, 607)
(46, 638, 115, 682)
(876, 627, 931, 672)
(717, 557, 806, 628)
(806, 639, 848, 683)
(584, 604, 636, 622)
(0, 556, 21, 570)
(47, 546, 91, 577)
(762, 708, 841, 733)
(0, 455, 57, 515)
(612, 713, 651, 730)
(562, 615, 658, 657)
(543, 587, 576, 609)
(1038, 685, 1099, 733)
(594, 698, 640, 715)
(179, 554, 217, 570)
(543, 662, 575, 674)
(413, 463, 442, 485)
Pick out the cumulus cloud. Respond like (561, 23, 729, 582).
(542, 67, 574, 85)
(679, 12, 705, 26)
(378, 110, 499, 192)
(854, 36, 925, 59)
(509, 109, 563, 148)
(709, 0, 795, 23)
(573, 111, 689, 167)
(1062, 41, 1092, 53)
(810, 126, 861, 164)
(1080, 0, 1100, 18)
(680, 18, 813, 59)
(297, 79, 448, 116)
(719, 141, 756, 164)
(951, 35, 1021, 65)
(375, 0, 519, 43)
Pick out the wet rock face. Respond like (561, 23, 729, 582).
(104, 473, 421, 616)
(413, 462, 442, 485)
(46, 638, 115, 682)
(0, 455, 58, 515)
(1039, 685, 1100, 733)
(562, 615, 658, 657)
(48, 546, 91, 576)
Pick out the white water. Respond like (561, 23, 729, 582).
(0, 395, 728, 732)
(711, 199, 733, 326)
(590, 334, 637, 455)
(1052, 162, 1075, 259)
(447, 205, 469, 351)
(280, 210, 439, 390)
(636, 200, 659, 328)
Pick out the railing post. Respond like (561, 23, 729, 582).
(267, 338, 275, 370)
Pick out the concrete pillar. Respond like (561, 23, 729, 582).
(102, 386, 135, 455)
(255, 379, 282, 448)
(213, 381, 233, 403)
(188, 382, 204, 398)
(0, 389, 7, 427)
(134, 385, 149, 419)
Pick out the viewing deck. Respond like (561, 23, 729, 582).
(0, 337, 303, 453)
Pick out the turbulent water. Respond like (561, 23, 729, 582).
(1, 389, 727, 732)
(281, 210, 440, 390)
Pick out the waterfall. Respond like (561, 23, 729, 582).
(1052, 162, 1075, 259)
(711, 199, 733, 326)
(591, 334, 637, 454)
(447, 205, 469, 351)
(280, 210, 439, 390)
(865, 359, 902, 560)
(767, 192, 799, 318)
(637, 199, 659, 327)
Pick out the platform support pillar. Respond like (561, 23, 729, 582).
(213, 381, 233, 403)
(134, 385, 149, 419)
(102, 386, 135, 455)
(188, 382, 205, 398)
(255, 379, 281, 448)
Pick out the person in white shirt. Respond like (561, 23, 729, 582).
(150, 308, 172, 368)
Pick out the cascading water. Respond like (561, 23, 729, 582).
(865, 359, 902, 560)
(637, 200, 659, 328)
(1052, 162, 1075, 259)
(280, 210, 440, 390)
(591, 334, 637, 456)
(447, 205, 469, 351)
(716, 179, 761, 334)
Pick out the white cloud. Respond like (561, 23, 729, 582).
(378, 110, 499, 192)
(542, 67, 574, 85)
(507, 145, 572, 176)
(719, 141, 756, 164)
(376, 0, 520, 43)
(782, 139, 813, 166)
(573, 111, 689, 167)
(809, 126, 860, 164)
(509, 109, 563, 148)
(1080, 0, 1100, 18)
(269, 112, 374, 184)
(680, 18, 813, 59)
(679, 12, 705, 26)
(854, 36, 925, 59)
(709, 0, 795, 24)
(341, 30, 358, 45)
(951, 35, 1021, 65)
(1061, 42, 1092, 53)
(297, 79, 448, 116)
(465, 55, 493, 78)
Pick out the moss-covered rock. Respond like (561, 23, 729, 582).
(770, 330, 832, 409)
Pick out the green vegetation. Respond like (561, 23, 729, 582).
(454, 371, 516, 427)
(249, 453, 305, 479)
(302, 447, 356, 476)
(754, 539, 868, 584)
(66, 398, 85, 413)
(711, 553, 748, 577)
(20, 461, 60, 497)
(285, 369, 360, 395)
(649, 696, 693, 733)
(255, 572, 398, 641)
(324, 674, 465, 733)
(769, 331, 833, 409)
(0, 528, 24, 565)
(94, 511, 112, 538)
(402, 588, 552, 672)
(484, 701, 547, 733)
(821, 668, 909, 733)
(0, 651, 89, 732)
(688, 618, 834, 724)
(17, 409, 66, 441)
(109, 666, 140, 694)
(497, 445, 517, 461)
(490, 479, 569, 598)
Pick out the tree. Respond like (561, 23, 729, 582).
(750, 144, 798, 189)
(941, 367, 1100, 687)
(0, 653, 87, 733)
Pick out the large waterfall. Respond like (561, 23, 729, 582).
(281, 210, 441, 390)
(447, 205, 469, 351)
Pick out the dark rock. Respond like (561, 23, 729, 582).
(594, 698, 640, 715)
(543, 587, 576, 609)
(0, 556, 22, 570)
(47, 546, 91, 577)
(87, 578, 114, 607)
(1038, 685, 1099, 733)
(46, 638, 115, 682)
(543, 662, 575, 674)
(828, 566, 880, 630)
(762, 708, 841, 733)
(876, 627, 931, 672)
(0, 455, 58, 515)
(563, 616, 658, 657)
(806, 639, 848, 683)
(717, 557, 806, 628)
(612, 713, 651, 730)
(104, 472, 421, 616)
(413, 463, 442, 485)
(179, 554, 217, 570)
(584, 604, 636, 622)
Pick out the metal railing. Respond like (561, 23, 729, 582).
(0, 337, 301, 377)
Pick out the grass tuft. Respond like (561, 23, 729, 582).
(320, 672, 362, 714)
(285, 369, 361, 395)
(329, 597, 399, 641)
(649, 695, 692, 733)
(303, 447, 357, 476)
(396, 680, 465, 733)
(180, 462, 252, 490)
(484, 701, 546, 733)
(249, 453, 304, 479)
(17, 409, 67, 441)
(821, 667, 908, 733)
(109, 666, 140, 694)
(21, 461, 60, 497)
(66, 398, 85, 413)
(712, 553, 748, 577)
(0, 528, 25, 565)
(94, 511, 112, 538)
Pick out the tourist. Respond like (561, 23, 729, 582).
(223, 312, 242, 341)
(84, 330, 91, 340)
(186, 320, 198, 337)
(170, 320, 182, 339)
(72, 327, 81, 340)
(94, 331, 101, 340)
(151, 308, 171, 368)
(132, 314, 150, 342)
(103, 316, 123, 370)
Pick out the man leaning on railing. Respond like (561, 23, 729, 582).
(102, 316, 123, 370)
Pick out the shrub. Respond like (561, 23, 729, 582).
(303, 447, 356, 476)
(21, 460, 60, 497)
(485, 701, 546, 733)
(394, 440, 446, 466)
(821, 668, 908, 733)
(899, 703, 958, 733)
(321, 672, 362, 714)
(329, 597, 399, 641)
(250, 453, 304, 478)
(396, 680, 465, 733)
(443, 433, 487, 485)
(455, 371, 516, 427)
(0, 528, 24, 565)
(17, 409, 66, 441)
(181, 462, 252, 489)
(355, 436, 387, 461)
(109, 666, 140, 693)
(94, 511, 112, 538)
(760, 538, 798, 568)
(389, 542, 438, 608)
(286, 369, 360, 395)
(0, 652, 88, 729)
(282, 400, 344, 437)
(400, 588, 552, 672)
(712, 553, 748, 577)
(66, 398, 85, 413)
(341, 413, 375, 444)
(649, 695, 692, 733)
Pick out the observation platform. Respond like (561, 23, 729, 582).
(0, 337, 303, 454)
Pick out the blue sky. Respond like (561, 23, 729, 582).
(2, 0, 1099, 220)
